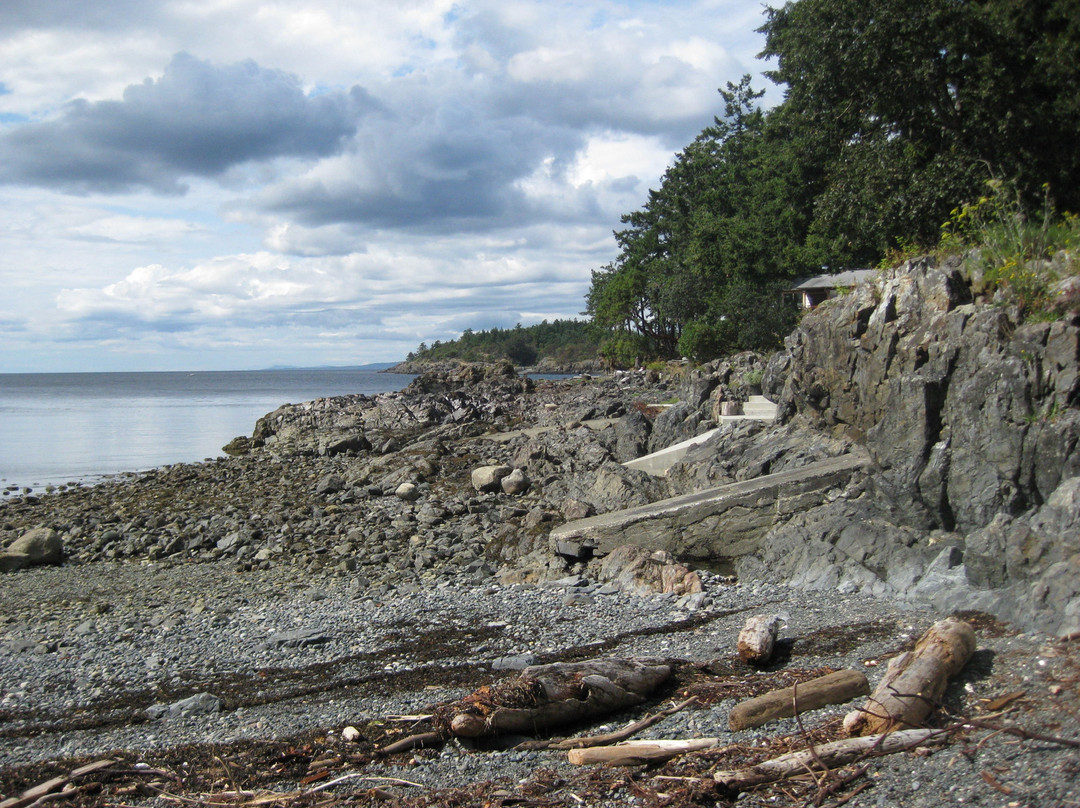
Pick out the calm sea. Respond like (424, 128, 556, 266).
(0, 368, 414, 492)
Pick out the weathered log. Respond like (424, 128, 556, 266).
(713, 728, 947, 791)
(433, 658, 671, 738)
(524, 696, 698, 750)
(737, 615, 781, 664)
(844, 617, 976, 736)
(728, 669, 870, 731)
(568, 738, 727, 766)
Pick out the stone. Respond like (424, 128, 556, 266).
(7, 527, 63, 566)
(561, 499, 594, 521)
(492, 653, 537, 671)
(395, 482, 421, 501)
(147, 692, 223, 720)
(594, 545, 703, 597)
(0, 552, 32, 572)
(471, 465, 512, 493)
(500, 468, 530, 495)
(222, 436, 252, 456)
(265, 628, 331, 649)
(315, 474, 346, 495)
(613, 408, 651, 462)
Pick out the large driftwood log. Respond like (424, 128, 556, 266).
(567, 738, 727, 766)
(737, 615, 781, 664)
(713, 728, 947, 791)
(433, 658, 671, 738)
(844, 617, 976, 736)
(728, 669, 870, 731)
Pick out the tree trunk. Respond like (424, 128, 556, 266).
(844, 617, 976, 736)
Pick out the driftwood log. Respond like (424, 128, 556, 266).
(737, 615, 781, 664)
(844, 617, 976, 736)
(433, 658, 671, 738)
(728, 669, 870, 731)
(713, 728, 947, 791)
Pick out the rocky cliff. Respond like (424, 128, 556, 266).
(740, 257, 1080, 635)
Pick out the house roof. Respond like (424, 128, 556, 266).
(792, 269, 876, 291)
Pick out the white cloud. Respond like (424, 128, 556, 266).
(0, 0, 774, 371)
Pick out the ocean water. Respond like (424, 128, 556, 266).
(0, 368, 414, 492)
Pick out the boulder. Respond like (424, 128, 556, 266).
(395, 482, 421, 502)
(594, 545, 703, 596)
(472, 465, 512, 493)
(500, 468, 531, 495)
(315, 473, 347, 495)
(7, 527, 63, 566)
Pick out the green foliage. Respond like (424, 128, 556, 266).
(761, 0, 1080, 261)
(409, 319, 600, 367)
(584, 0, 1079, 363)
(939, 179, 1080, 319)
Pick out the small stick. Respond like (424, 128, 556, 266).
(378, 731, 444, 754)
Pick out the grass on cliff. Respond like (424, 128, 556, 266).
(938, 179, 1080, 320)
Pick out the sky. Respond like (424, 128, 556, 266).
(0, 0, 775, 373)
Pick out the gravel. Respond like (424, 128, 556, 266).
(2, 559, 1077, 807)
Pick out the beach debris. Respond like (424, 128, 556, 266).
(728, 668, 870, 731)
(737, 614, 781, 664)
(432, 657, 671, 739)
(713, 727, 948, 793)
(844, 617, 976, 735)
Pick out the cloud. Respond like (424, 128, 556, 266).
(0, 0, 777, 371)
(0, 53, 361, 194)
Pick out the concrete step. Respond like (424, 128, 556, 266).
(742, 395, 778, 419)
(552, 451, 870, 564)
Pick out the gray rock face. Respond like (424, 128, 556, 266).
(613, 408, 651, 461)
(745, 256, 1080, 634)
(776, 257, 1080, 532)
(646, 402, 702, 454)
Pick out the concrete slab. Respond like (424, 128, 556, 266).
(551, 451, 870, 563)
(623, 428, 721, 476)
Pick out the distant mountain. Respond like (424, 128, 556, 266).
(261, 362, 401, 371)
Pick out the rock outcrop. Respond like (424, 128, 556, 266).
(740, 256, 1080, 635)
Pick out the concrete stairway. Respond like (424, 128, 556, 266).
(741, 395, 778, 420)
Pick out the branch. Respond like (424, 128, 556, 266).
(523, 696, 699, 751)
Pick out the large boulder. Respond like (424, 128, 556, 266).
(613, 408, 651, 462)
(5, 527, 64, 567)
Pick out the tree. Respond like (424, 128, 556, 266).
(586, 76, 815, 362)
(760, 0, 1080, 259)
